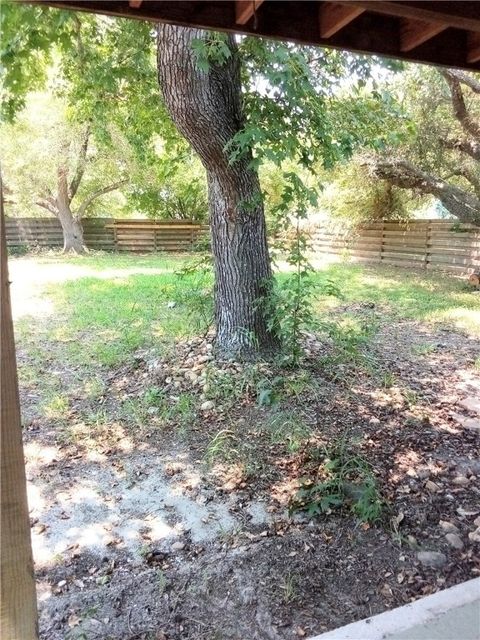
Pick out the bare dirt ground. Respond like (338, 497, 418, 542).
(10, 259, 480, 640)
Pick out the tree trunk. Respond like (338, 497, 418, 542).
(157, 25, 278, 359)
(58, 208, 86, 253)
(56, 165, 86, 254)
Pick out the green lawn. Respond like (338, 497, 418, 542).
(312, 262, 480, 334)
(13, 252, 480, 375)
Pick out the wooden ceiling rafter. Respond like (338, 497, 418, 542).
(468, 32, 480, 64)
(235, 0, 264, 26)
(319, 2, 365, 39)
(334, 1, 480, 34)
(30, 1, 480, 71)
(400, 18, 448, 52)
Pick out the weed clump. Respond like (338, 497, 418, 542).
(290, 438, 384, 523)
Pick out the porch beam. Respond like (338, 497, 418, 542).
(236, 0, 264, 25)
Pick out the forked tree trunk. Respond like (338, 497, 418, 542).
(157, 25, 278, 359)
(56, 166, 86, 254)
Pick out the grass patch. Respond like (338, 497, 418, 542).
(266, 411, 312, 452)
(11, 254, 480, 444)
(120, 387, 197, 435)
(310, 263, 480, 335)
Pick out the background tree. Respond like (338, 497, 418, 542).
(367, 66, 480, 224)
(1, 4, 178, 249)
(1, 93, 130, 252)
(127, 147, 208, 221)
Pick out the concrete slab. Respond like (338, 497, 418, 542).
(309, 578, 480, 640)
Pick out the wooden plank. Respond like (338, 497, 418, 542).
(84, 242, 115, 247)
(428, 231, 479, 239)
(356, 230, 383, 237)
(428, 250, 480, 259)
(400, 19, 448, 52)
(382, 236, 428, 246)
(381, 251, 426, 262)
(428, 254, 480, 266)
(382, 222, 429, 230)
(349, 241, 383, 249)
(383, 258, 426, 269)
(428, 240, 480, 250)
(381, 245, 426, 256)
(112, 223, 203, 230)
(116, 233, 156, 240)
(358, 222, 384, 229)
(426, 263, 471, 274)
(236, 0, 264, 25)
(382, 232, 428, 240)
(0, 180, 39, 638)
(351, 249, 382, 258)
(319, 2, 365, 38)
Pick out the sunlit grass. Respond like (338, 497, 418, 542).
(13, 255, 480, 377)
(311, 263, 480, 335)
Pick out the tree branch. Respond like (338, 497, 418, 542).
(75, 179, 127, 219)
(68, 126, 90, 201)
(448, 167, 480, 200)
(441, 137, 480, 162)
(440, 70, 480, 141)
(366, 157, 480, 225)
(35, 198, 58, 215)
(442, 69, 480, 95)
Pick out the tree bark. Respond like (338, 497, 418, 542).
(441, 137, 480, 162)
(56, 165, 86, 253)
(157, 25, 278, 359)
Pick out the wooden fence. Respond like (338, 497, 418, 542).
(5, 218, 207, 252)
(6, 217, 480, 274)
(310, 219, 480, 274)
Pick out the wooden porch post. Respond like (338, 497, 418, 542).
(0, 173, 38, 639)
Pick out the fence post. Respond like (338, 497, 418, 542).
(425, 221, 432, 270)
(380, 219, 385, 263)
(113, 220, 118, 252)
